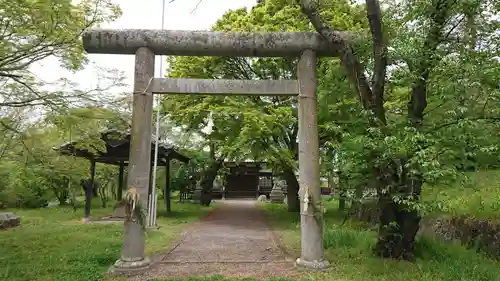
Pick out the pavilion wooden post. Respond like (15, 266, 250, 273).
(165, 157, 171, 212)
(117, 161, 124, 200)
(84, 159, 96, 221)
(295, 49, 329, 269)
(111, 47, 155, 273)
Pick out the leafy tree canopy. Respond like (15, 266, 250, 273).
(0, 0, 122, 111)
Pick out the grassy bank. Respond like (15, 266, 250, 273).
(423, 170, 500, 219)
(0, 202, 213, 281)
(261, 203, 500, 281)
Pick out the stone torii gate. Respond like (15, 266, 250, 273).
(82, 29, 334, 273)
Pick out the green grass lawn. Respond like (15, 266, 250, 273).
(0, 201, 213, 281)
(423, 170, 500, 219)
(2, 170, 499, 281)
(261, 202, 500, 281)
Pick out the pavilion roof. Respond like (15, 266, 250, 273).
(55, 129, 189, 165)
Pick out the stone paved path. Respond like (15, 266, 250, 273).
(132, 200, 298, 280)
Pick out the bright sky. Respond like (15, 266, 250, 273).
(30, 0, 257, 92)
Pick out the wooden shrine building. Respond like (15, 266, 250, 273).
(56, 129, 189, 219)
(223, 161, 273, 199)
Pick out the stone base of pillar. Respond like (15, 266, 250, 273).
(108, 257, 151, 275)
(295, 257, 330, 271)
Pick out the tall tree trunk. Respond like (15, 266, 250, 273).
(375, 158, 422, 260)
(375, 184, 422, 260)
(98, 182, 107, 208)
(199, 160, 222, 206)
(338, 194, 346, 211)
(283, 166, 300, 212)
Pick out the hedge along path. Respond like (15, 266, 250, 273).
(131, 200, 298, 280)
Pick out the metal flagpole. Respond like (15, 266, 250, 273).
(148, 0, 167, 228)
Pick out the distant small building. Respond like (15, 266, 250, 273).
(223, 161, 271, 199)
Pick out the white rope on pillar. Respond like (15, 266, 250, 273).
(148, 0, 167, 229)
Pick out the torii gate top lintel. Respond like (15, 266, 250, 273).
(82, 28, 341, 57)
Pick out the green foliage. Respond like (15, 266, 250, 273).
(318, 0, 500, 212)
(161, 0, 498, 222)
(164, 0, 366, 173)
(0, 0, 121, 72)
(0, 162, 51, 208)
(0, 0, 127, 209)
(168, 150, 211, 192)
(0, 106, 130, 209)
(0, 0, 122, 109)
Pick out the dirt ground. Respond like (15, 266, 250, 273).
(132, 200, 298, 280)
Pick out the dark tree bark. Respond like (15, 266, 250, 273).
(338, 195, 346, 211)
(199, 160, 223, 206)
(300, 0, 387, 124)
(97, 182, 106, 208)
(82, 179, 93, 219)
(375, 157, 422, 260)
(283, 166, 300, 212)
(408, 0, 452, 127)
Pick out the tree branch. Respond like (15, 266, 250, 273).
(300, 0, 386, 124)
(430, 116, 500, 132)
(365, 0, 387, 119)
(408, 0, 456, 127)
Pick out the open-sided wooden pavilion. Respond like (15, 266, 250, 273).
(56, 129, 189, 219)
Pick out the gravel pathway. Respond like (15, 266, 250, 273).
(132, 200, 298, 280)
